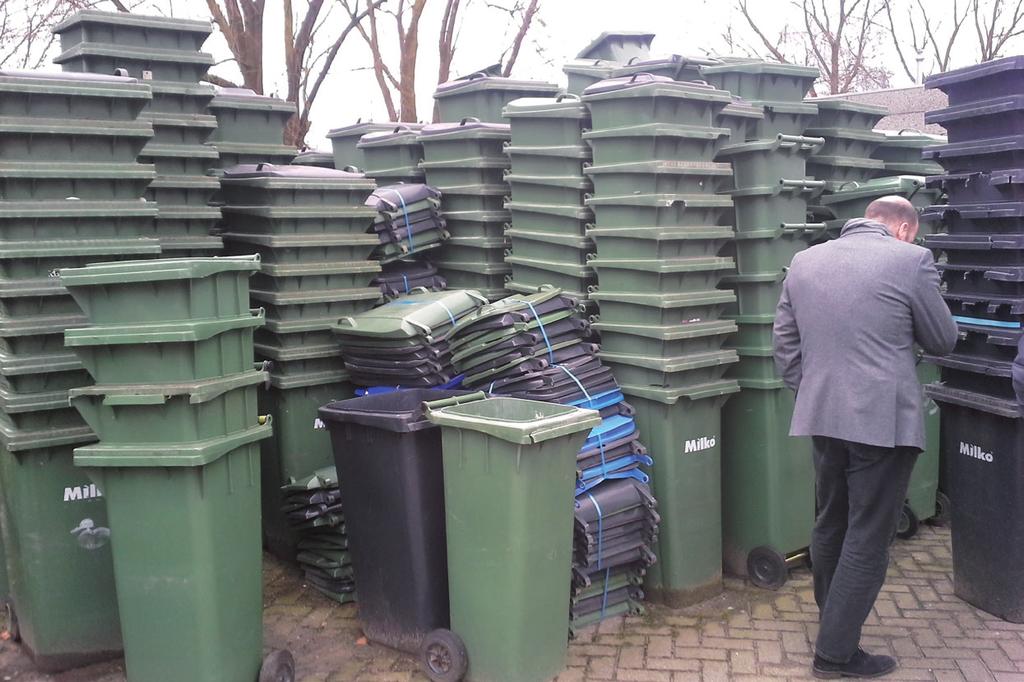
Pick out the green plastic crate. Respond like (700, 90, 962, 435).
(504, 202, 590, 236)
(250, 261, 381, 293)
(505, 145, 591, 177)
(504, 96, 590, 147)
(583, 123, 728, 167)
(730, 181, 825, 231)
(582, 76, 731, 130)
(60, 255, 259, 325)
(0, 291, 81, 319)
(208, 87, 294, 145)
(0, 351, 90, 394)
(593, 319, 737, 357)
(807, 155, 886, 184)
(587, 193, 733, 228)
(0, 384, 88, 432)
(64, 311, 262, 384)
(221, 232, 380, 264)
(725, 314, 774, 348)
(69, 370, 266, 443)
(0, 118, 152, 164)
(810, 98, 888, 130)
(54, 42, 214, 84)
(587, 226, 734, 260)
(218, 205, 379, 236)
(0, 162, 154, 201)
(715, 134, 822, 189)
(600, 348, 738, 389)
(420, 158, 509, 187)
(590, 289, 735, 327)
(505, 256, 595, 294)
(585, 159, 733, 196)
(727, 349, 787, 383)
(505, 229, 594, 265)
(591, 257, 735, 294)
(506, 173, 590, 206)
(54, 9, 211, 51)
(700, 61, 819, 102)
(622, 381, 739, 606)
(328, 121, 405, 169)
(264, 355, 345, 379)
(871, 131, 945, 173)
(433, 75, 560, 123)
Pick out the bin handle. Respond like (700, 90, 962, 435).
(529, 419, 597, 444)
(421, 391, 488, 412)
(102, 393, 168, 406)
(556, 93, 582, 102)
(460, 116, 481, 125)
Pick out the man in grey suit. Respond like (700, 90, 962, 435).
(774, 196, 958, 679)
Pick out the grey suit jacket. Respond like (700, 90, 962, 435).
(772, 218, 958, 450)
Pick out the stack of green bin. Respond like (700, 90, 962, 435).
(703, 60, 827, 590)
(53, 10, 225, 256)
(61, 255, 289, 682)
(291, 150, 337, 169)
(0, 68, 168, 670)
(871, 130, 946, 178)
(804, 99, 888, 190)
(503, 95, 598, 312)
(207, 86, 297, 168)
(218, 165, 379, 558)
(580, 73, 743, 607)
(327, 121, 399, 170)
(356, 124, 427, 183)
(418, 119, 513, 298)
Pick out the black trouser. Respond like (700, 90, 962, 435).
(811, 436, 918, 663)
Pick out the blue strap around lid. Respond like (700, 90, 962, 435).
(402, 273, 410, 293)
(511, 298, 554, 363)
(954, 315, 1021, 329)
(587, 491, 604, 569)
(601, 568, 610, 620)
(382, 188, 414, 251)
(556, 364, 592, 404)
(437, 300, 457, 327)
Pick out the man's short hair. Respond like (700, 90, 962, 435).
(864, 196, 919, 227)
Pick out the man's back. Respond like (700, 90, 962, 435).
(773, 219, 958, 450)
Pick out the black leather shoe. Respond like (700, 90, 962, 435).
(812, 649, 897, 679)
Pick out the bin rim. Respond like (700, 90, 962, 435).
(584, 159, 733, 177)
(503, 96, 590, 119)
(59, 254, 260, 287)
(424, 394, 601, 444)
(68, 368, 267, 405)
(505, 228, 593, 249)
(504, 143, 592, 159)
(618, 378, 741, 403)
(0, 238, 161, 259)
(582, 122, 729, 141)
(600, 347, 739, 372)
(924, 383, 1021, 418)
(64, 308, 264, 346)
(0, 116, 154, 138)
(220, 231, 381, 248)
(0, 69, 151, 99)
(818, 176, 929, 205)
(804, 126, 887, 143)
(53, 7, 212, 35)
(319, 389, 476, 433)
(592, 318, 737, 340)
(54, 41, 215, 67)
(268, 367, 351, 389)
(923, 55, 1024, 92)
(73, 419, 272, 468)
(589, 256, 735, 274)
(586, 225, 735, 240)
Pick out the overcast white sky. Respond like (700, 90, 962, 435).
(30, 0, 1024, 147)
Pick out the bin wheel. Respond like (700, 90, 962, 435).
(929, 491, 951, 526)
(2, 599, 19, 643)
(259, 649, 295, 682)
(747, 546, 788, 590)
(420, 629, 468, 682)
(896, 504, 919, 540)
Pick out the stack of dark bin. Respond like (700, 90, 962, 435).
(207, 87, 297, 168)
(503, 95, 597, 313)
(0, 68, 163, 671)
(699, 60, 824, 590)
(53, 9, 224, 256)
(580, 72, 740, 607)
(444, 288, 659, 632)
(921, 56, 1024, 624)
(218, 164, 379, 559)
(366, 183, 449, 263)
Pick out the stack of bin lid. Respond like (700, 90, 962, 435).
(366, 183, 449, 262)
(356, 124, 426, 183)
(0, 69, 165, 670)
(372, 260, 447, 300)
(216, 164, 373, 559)
(700, 60, 820, 139)
(282, 466, 354, 603)
(571, 478, 660, 633)
(291, 150, 336, 169)
(433, 72, 561, 124)
(332, 289, 488, 388)
(207, 86, 297, 167)
(53, 9, 225, 256)
(921, 56, 1024, 404)
(581, 74, 739, 392)
(418, 119, 513, 298)
(872, 130, 946, 177)
(503, 95, 598, 311)
(804, 98, 888, 190)
(327, 120, 404, 170)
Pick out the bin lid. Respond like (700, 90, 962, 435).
(59, 254, 260, 287)
(54, 41, 215, 67)
(581, 122, 728, 141)
(433, 75, 560, 99)
(610, 53, 720, 78)
(808, 97, 888, 116)
(805, 127, 887, 143)
(332, 289, 487, 339)
(582, 74, 732, 103)
(719, 96, 765, 120)
(319, 389, 472, 432)
(356, 125, 422, 147)
(503, 95, 590, 119)
(221, 163, 366, 181)
(0, 69, 151, 100)
(424, 393, 601, 444)
(701, 60, 819, 79)
(618, 378, 741, 404)
(575, 31, 655, 61)
(74, 420, 272, 468)
(208, 86, 296, 112)
(418, 118, 511, 139)
(562, 59, 618, 78)
(328, 120, 415, 140)
(818, 175, 931, 206)
(924, 55, 1024, 92)
(54, 8, 213, 36)
(69, 368, 267, 405)
(64, 309, 265, 347)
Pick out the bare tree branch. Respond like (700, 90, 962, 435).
(501, 0, 540, 76)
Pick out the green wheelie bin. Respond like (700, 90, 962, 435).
(0, 439, 122, 671)
(72, 422, 291, 682)
(899, 360, 946, 538)
(420, 393, 601, 682)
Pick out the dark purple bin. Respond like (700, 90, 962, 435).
(926, 169, 1024, 205)
(928, 353, 1015, 400)
(925, 56, 1024, 107)
(925, 233, 1024, 266)
(953, 320, 1023, 362)
(922, 135, 1024, 173)
(922, 202, 1024, 234)
(926, 95, 1024, 143)
(945, 291, 1024, 332)
(939, 260, 1024, 298)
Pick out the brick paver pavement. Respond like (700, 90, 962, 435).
(3, 525, 1023, 681)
